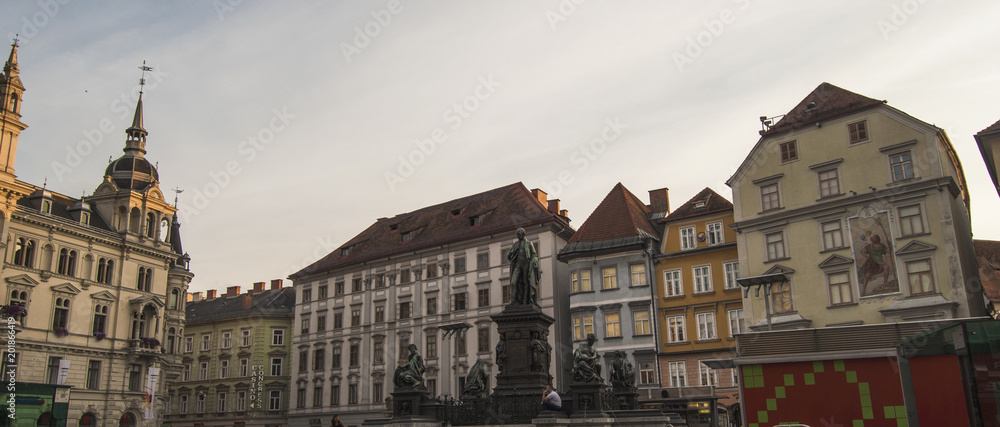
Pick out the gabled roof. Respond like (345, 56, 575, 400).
(978, 118, 1000, 136)
(292, 183, 572, 278)
(973, 239, 1000, 302)
(558, 183, 659, 260)
(186, 287, 295, 324)
(762, 82, 885, 137)
(661, 187, 732, 223)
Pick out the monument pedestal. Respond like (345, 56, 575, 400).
(609, 384, 639, 410)
(569, 381, 607, 418)
(490, 303, 554, 424)
(389, 387, 438, 424)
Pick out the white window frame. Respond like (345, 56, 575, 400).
(602, 267, 618, 290)
(897, 204, 926, 237)
(573, 315, 594, 340)
(817, 168, 841, 198)
(889, 151, 914, 182)
(696, 312, 717, 340)
(760, 182, 781, 211)
(271, 329, 284, 346)
(680, 226, 696, 250)
(633, 310, 651, 336)
(707, 221, 724, 245)
(666, 315, 686, 343)
(723, 261, 740, 289)
(699, 360, 719, 386)
(765, 230, 787, 261)
(630, 264, 646, 286)
(827, 271, 854, 305)
(821, 220, 844, 251)
(905, 259, 936, 295)
(605, 312, 621, 338)
(727, 308, 745, 337)
(663, 269, 683, 296)
(693, 265, 712, 293)
(668, 361, 687, 387)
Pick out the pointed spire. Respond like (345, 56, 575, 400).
(125, 92, 147, 140)
(3, 36, 18, 78)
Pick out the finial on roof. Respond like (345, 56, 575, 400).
(173, 187, 184, 208)
(4, 35, 19, 77)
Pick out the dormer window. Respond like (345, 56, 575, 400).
(389, 224, 399, 231)
(401, 232, 413, 242)
(81, 212, 90, 225)
(694, 202, 706, 209)
(341, 247, 351, 257)
(451, 209, 462, 216)
(470, 215, 485, 226)
(40, 200, 52, 215)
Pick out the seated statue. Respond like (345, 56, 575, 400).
(393, 344, 425, 388)
(571, 333, 602, 383)
(462, 359, 489, 400)
(609, 350, 636, 389)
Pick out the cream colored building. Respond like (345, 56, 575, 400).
(726, 82, 984, 330)
(0, 42, 193, 427)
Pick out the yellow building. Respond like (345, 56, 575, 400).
(653, 188, 741, 421)
(726, 82, 984, 331)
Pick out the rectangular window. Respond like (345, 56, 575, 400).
(239, 358, 249, 377)
(47, 357, 62, 384)
(821, 220, 844, 250)
(605, 313, 621, 338)
(602, 267, 618, 290)
(573, 315, 594, 340)
(400, 270, 411, 283)
(760, 183, 781, 211)
(296, 389, 306, 409)
(772, 283, 794, 314)
(828, 272, 853, 305)
(502, 282, 511, 304)
(426, 379, 437, 395)
(398, 301, 412, 319)
(454, 257, 466, 273)
(765, 231, 786, 261)
(348, 384, 358, 404)
(707, 221, 724, 245)
(301, 317, 309, 334)
(351, 309, 361, 326)
(236, 391, 246, 412)
(335, 281, 344, 296)
(699, 360, 718, 386)
(268, 390, 281, 411)
(219, 360, 229, 378)
(477, 252, 489, 269)
(696, 312, 717, 340)
(314, 349, 325, 371)
(630, 264, 646, 286)
(890, 152, 914, 182)
(693, 265, 712, 293)
(201, 334, 211, 351)
(426, 334, 437, 359)
(666, 315, 685, 343)
(723, 261, 740, 289)
(680, 226, 696, 250)
(456, 332, 467, 356)
(373, 340, 384, 364)
(299, 351, 308, 373)
(668, 361, 686, 387)
(727, 308, 745, 337)
(374, 305, 385, 323)
(318, 285, 328, 298)
(302, 289, 311, 303)
(349, 342, 360, 367)
(218, 392, 227, 413)
(332, 345, 342, 369)
(182, 364, 191, 381)
(197, 393, 206, 413)
(200, 362, 208, 380)
(639, 363, 656, 385)
(426, 297, 437, 315)
(818, 169, 840, 198)
(313, 386, 323, 407)
(372, 383, 383, 404)
(426, 263, 438, 279)
(664, 270, 683, 296)
(477, 324, 490, 353)
(184, 336, 193, 353)
(128, 364, 142, 392)
(453, 293, 467, 311)
(270, 357, 282, 376)
(352, 278, 363, 293)
(779, 140, 798, 163)
(180, 395, 189, 414)
(334, 312, 343, 329)
(86, 360, 101, 389)
(317, 314, 326, 332)
(330, 385, 340, 406)
(241, 329, 251, 347)
(898, 205, 925, 236)
(633, 310, 651, 335)
(478, 288, 490, 307)
(271, 329, 284, 346)
(572, 270, 592, 292)
(848, 120, 869, 144)
(906, 259, 936, 295)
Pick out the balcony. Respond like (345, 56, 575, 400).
(129, 337, 162, 355)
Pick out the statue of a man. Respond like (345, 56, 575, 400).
(393, 344, 425, 388)
(495, 333, 507, 373)
(507, 228, 541, 305)
(529, 332, 547, 372)
(571, 333, 602, 383)
(462, 359, 489, 400)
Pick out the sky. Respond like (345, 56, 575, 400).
(3, 1, 1000, 293)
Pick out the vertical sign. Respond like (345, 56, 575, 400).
(145, 367, 160, 419)
(57, 359, 71, 385)
(248, 365, 264, 410)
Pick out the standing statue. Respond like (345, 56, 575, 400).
(393, 344, 425, 388)
(495, 333, 507, 373)
(529, 332, 547, 372)
(462, 359, 489, 400)
(609, 350, 636, 389)
(571, 333, 602, 383)
(507, 228, 541, 306)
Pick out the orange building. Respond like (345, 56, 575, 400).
(653, 188, 743, 422)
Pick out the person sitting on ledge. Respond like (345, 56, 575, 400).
(541, 385, 562, 411)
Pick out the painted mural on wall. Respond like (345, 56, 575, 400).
(848, 208, 899, 297)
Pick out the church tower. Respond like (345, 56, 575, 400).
(0, 39, 26, 181)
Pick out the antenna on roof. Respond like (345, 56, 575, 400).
(759, 114, 784, 135)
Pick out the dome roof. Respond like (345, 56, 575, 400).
(104, 156, 159, 191)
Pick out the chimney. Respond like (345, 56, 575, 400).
(531, 188, 547, 207)
(189, 292, 202, 302)
(547, 199, 560, 215)
(207, 289, 217, 299)
(226, 286, 241, 297)
(559, 209, 569, 220)
(648, 188, 670, 213)
(271, 279, 283, 290)
(241, 293, 253, 309)
(252, 282, 265, 293)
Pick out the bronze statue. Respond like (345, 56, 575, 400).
(609, 350, 635, 389)
(462, 359, 489, 400)
(393, 344, 425, 388)
(529, 332, 547, 372)
(495, 333, 507, 373)
(571, 333, 602, 383)
(507, 228, 541, 306)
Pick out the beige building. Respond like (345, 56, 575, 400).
(726, 82, 984, 330)
(286, 183, 574, 427)
(0, 42, 193, 427)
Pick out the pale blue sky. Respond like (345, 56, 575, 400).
(4, 1, 1000, 292)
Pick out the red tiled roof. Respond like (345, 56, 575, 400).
(763, 82, 885, 137)
(974, 239, 1000, 302)
(291, 183, 572, 278)
(661, 187, 732, 223)
(978, 118, 1000, 136)
(567, 183, 659, 244)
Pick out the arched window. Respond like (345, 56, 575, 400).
(93, 304, 108, 335)
(13, 238, 35, 267)
(38, 411, 56, 427)
(129, 208, 141, 234)
(9, 94, 17, 114)
(167, 327, 176, 354)
(67, 251, 78, 277)
(119, 412, 136, 427)
(145, 213, 156, 238)
(57, 249, 70, 275)
(159, 218, 170, 242)
(80, 413, 96, 427)
(169, 289, 179, 310)
(137, 267, 152, 292)
(40, 199, 51, 214)
(97, 258, 115, 284)
(53, 297, 70, 331)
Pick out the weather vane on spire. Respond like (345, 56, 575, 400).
(173, 187, 184, 208)
(138, 60, 153, 95)
(12, 34, 18, 47)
